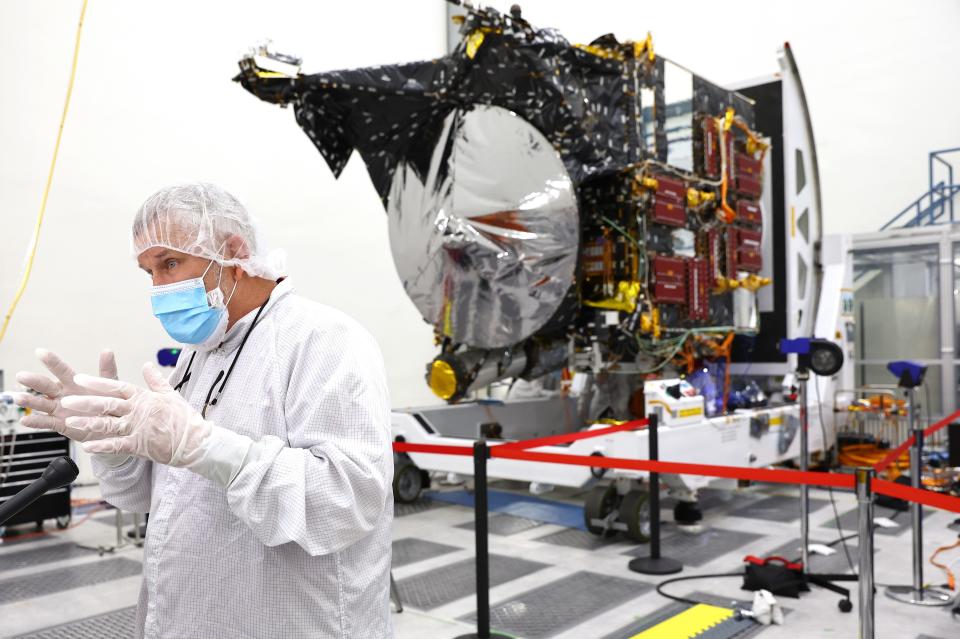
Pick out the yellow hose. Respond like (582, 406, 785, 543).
(0, 0, 89, 345)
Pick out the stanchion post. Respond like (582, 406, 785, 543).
(885, 388, 952, 606)
(456, 440, 510, 639)
(911, 426, 924, 594)
(628, 411, 682, 575)
(798, 369, 811, 574)
(649, 412, 663, 561)
(855, 467, 875, 639)
(474, 440, 491, 637)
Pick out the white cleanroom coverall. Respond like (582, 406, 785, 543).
(93, 279, 394, 638)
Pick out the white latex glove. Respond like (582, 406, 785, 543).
(62, 363, 214, 468)
(14, 348, 122, 442)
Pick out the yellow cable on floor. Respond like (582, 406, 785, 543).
(0, 0, 89, 345)
(630, 603, 733, 639)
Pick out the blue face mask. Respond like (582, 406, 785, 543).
(150, 262, 237, 347)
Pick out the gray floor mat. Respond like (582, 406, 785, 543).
(394, 498, 452, 518)
(0, 542, 97, 574)
(394, 553, 548, 610)
(624, 527, 765, 567)
(0, 557, 142, 605)
(10, 607, 137, 639)
(728, 495, 830, 522)
(460, 570, 651, 638)
(456, 513, 545, 536)
(392, 537, 461, 568)
(533, 527, 628, 551)
(697, 487, 753, 512)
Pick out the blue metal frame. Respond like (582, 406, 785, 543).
(881, 147, 960, 229)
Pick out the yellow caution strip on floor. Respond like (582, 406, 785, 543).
(630, 603, 733, 639)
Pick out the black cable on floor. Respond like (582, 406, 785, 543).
(826, 485, 856, 573)
(654, 571, 744, 606)
(815, 380, 856, 574)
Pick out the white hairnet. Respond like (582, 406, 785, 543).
(132, 182, 286, 280)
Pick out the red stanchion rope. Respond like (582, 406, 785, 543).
(393, 422, 960, 514)
(494, 419, 648, 451)
(873, 478, 960, 515)
(394, 440, 854, 488)
(489, 447, 857, 489)
(873, 408, 960, 473)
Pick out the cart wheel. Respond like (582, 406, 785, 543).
(619, 489, 651, 543)
(838, 598, 852, 613)
(584, 484, 619, 537)
(56, 514, 71, 530)
(393, 461, 424, 504)
(420, 469, 432, 492)
(588, 452, 608, 479)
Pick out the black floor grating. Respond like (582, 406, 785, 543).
(0, 484, 950, 638)
(11, 606, 137, 639)
(624, 527, 765, 567)
(460, 570, 651, 639)
(456, 513, 544, 536)
(394, 553, 548, 610)
(696, 487, 753, 512)
(533, 527, 628, 551)
(728, 495, 830, 522)
(394, 498, 452, 518)
(0, 543, 97, 574)
(0, 557, 142, 605)
(392, 537, 461, 569)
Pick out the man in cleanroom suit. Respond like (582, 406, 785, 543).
(14, 183, 394, 638)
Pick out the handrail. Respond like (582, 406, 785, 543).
(881, 182, 960, 230)
(880, 147, 960, 230)
(928, 146, 960, 156)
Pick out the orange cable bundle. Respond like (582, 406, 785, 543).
(838, 443, 909, 478)
(717, 332, 735, 410)
(671, 340, 696, 374)
(930, 538, 960, 591)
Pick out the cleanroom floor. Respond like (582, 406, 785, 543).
(1, 480, 958, 638)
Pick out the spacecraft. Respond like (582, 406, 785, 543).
(236, 3, 850, 528)
(234, 2, 784, 415)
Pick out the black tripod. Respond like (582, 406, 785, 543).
(795, 368, 855, 612)
(777, 338, 857, 612)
